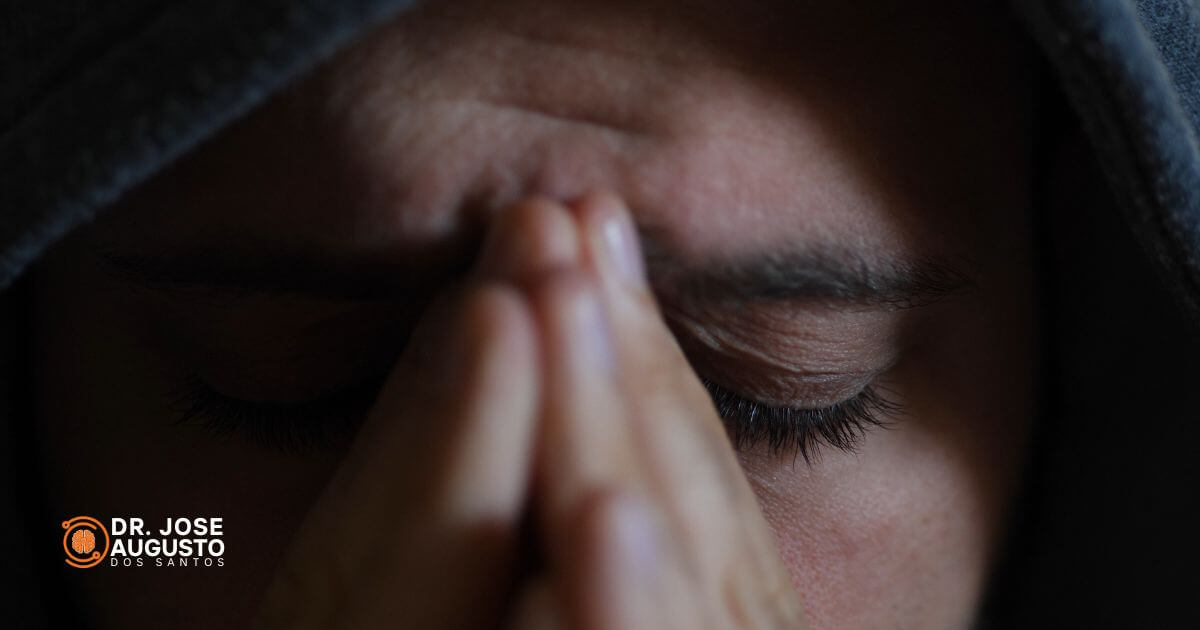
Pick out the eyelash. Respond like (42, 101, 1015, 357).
(171, 375, 901, 461)
(169, 375, 377, 454)
(702, 379, 902, 463)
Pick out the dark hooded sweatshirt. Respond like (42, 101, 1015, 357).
(2, 1, 1199, 628)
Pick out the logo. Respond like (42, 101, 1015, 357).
(60, 516, 225, 569)
(62, 516, 110, 569)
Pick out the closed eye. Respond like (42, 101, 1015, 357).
(169, 374, 382, 454)
(169, 370, 902, 464)
(702, 379, 902, 464)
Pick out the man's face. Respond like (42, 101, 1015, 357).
(33, 1, 1034, 628)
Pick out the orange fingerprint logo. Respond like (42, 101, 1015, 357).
(62, 516, 109, 569)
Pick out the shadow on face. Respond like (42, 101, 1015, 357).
(30, 1, 1036, 628)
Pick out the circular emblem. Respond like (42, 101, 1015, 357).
(62, 516, 109, 569)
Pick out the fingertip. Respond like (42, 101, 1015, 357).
(477, 196, 582, 281)
(569, 193, 685, 375)
(573, 191, 649, 292)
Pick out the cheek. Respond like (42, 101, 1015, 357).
(738, 302, 1034, 630)
(741, 424, 1001, 630)
(739, 267, 1033, 629)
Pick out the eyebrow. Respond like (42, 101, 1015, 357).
(98, 238, 974, 309)
(643, 244, 975, 310)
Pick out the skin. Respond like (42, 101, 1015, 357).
(30, 0, 1034, 628)
(255, 194, 804, 629)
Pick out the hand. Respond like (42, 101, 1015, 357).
(503, 194, 805, 630)
(252, 203, 550, 628)
(254, 193, 805, 629)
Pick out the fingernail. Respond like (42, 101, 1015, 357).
(594, 196, 647, 289)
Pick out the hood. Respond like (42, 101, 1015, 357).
(3, 1, 1199, 628)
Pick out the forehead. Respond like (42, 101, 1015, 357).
(92, 0, 1032, 273)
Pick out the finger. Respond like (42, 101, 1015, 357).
(563, 488, 696, 630)
(259, 195, 594, 628)
(256, 282, 538, 630)
(474, 196, 645, 534)
(571, 192, 726, 452)
(477, 196, 582, 281)
(402, 287, 541, 525)
(569, 192, 668, 350)
(572, 193, 804, 628)
(530, 268, 643, 506)
(572, 192, 744, 519)
(524, 235, 690, 630)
